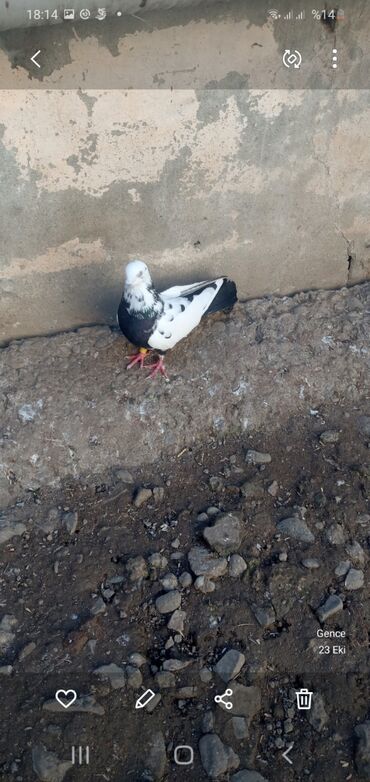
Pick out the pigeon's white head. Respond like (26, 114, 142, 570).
(125, 260, 152, 288)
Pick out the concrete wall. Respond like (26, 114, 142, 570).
(1, 2, 370, 342)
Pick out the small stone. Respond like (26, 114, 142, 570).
(133, 487, 152, 508)
(0, 665, 13, 675)
(148, 553, 168, 571)
(129, 652, 146, 667)
(116, 469, 134, 484)
(155, 590, 181, 614)
(162, 658, 192, 672)
(354, 721, 370, 777)
(316, 594, 343, 622)
(223, 684, 261, 724)
(175, 686, 198, 699)
(357, 513, 370, 527)
(197, 512, 209, 522)
(209, 476, 224, 491)
(245, 450, 272, 465)
(0, 520, 26, 546)
(268, 480, 279, 497)
(252, 604, 276, 628)
(202, 709, 215, 733)
(126, 665, 143, 688)
(279, 551, 288, 562)
(144, 732, 167, 781)
(199, 734, 231, 778)
(43, 695, 104, 715)
(319, 430, 340, 444)
(306, 693, 329, 733)
(167, 609, 186, 634)
(214, 649, 245, 683)
(228, 554, 247, 577)
(302, 558, 320, 569)
(207, 506, 220, 517)
(179, 571, 192, 588)
(42, 507, 62, 533)
(188, 546, 227, 579)
(345, 541, 365, 566)
(194, 575, 216, 593)
(231, 717, 248, 740)
(32, 744, 73, 782)
(203, 513, 243, 555)
(345, 568, 364, 591)
(231, 772, 268, 782)
(18, 641, 36, 661)
(325, 523, 346, 545)
(145, 693, 162, 712)
(90, 597, 107, 616)
(277, 517, 315, 543)
(200, 667, 213, 683)
(155, 671, 176, 688)
(160, 573, 178, 591)
(126, 556, 148, 582)
(153, 486, 165, 503)
(63, 511, 78, 535)
(93, 663, 126, 689)
(335, 560, 351, 577)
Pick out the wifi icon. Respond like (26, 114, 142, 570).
(268, 8, 280, 19)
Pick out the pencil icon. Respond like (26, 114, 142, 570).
(135, 689, 156, 709)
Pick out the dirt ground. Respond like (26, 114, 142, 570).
(0, 401, 369, 781)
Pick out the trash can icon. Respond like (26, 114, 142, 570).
(296, 688, 313, 710)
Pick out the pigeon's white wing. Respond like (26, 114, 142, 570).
(148, 280, 224, 352)
(160, 280, 214, 299)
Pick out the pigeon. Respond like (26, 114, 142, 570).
(117, 260, 237, 378)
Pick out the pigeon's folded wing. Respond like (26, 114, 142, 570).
(160, 280, 215, 299)
(148, 280, 224, 352)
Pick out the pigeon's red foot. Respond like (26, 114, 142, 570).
(127, 347, 150, 370)
(147, 355, 168, 380)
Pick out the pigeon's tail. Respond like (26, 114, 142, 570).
(205, 278, 237, 316)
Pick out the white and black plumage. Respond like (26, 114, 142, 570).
(117, 260, 237, 378)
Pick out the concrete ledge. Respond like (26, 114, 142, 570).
(0, 282, 368, 510)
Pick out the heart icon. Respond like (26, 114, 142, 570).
(55, 689, 77, 709)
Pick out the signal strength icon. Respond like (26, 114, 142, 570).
(268, 9, 280, 19)
(284, 10, 293, 19)
(296, 10, 305, 19)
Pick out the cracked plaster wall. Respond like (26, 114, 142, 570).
(0, 7, 370, 341)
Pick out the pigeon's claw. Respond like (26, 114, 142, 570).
(147, 355, 169, 380)
(127, 347, 150, 370)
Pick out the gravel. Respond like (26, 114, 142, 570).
(344, 568, 364, 590)
(133, 487, 153, 508)
(167, 609, 186, 634)
(0, 520, 26, 545)
(231, 772, 269, 782)
(144, 732, 167, 781)
(325, 523, 346, 545)
(277, 517, 315, 543)
(354, 721, 370, 778)
(245, 450, 272, 465)
(319, 430, 340, 444)
(188, 546, 228, 579)
(302, 558, 320, 569)
(93, 663, 126, 689)
(32, 745, 73, 782)
(214, 649, 246, 683)
(155, 590, 182, 614)
(199, 734, 239, 779)
(307, 693, 329, 732)
(63, 510, 78, 534)
(203, 512, 243, 555)
(228, 554, 247, 577)
(316, 594, 343, 622)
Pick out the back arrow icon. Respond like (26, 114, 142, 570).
(31, 50, 41, 68)
(282, 743, 294, 765)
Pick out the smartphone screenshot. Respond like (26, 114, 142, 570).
(0, 1, 369, 780)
